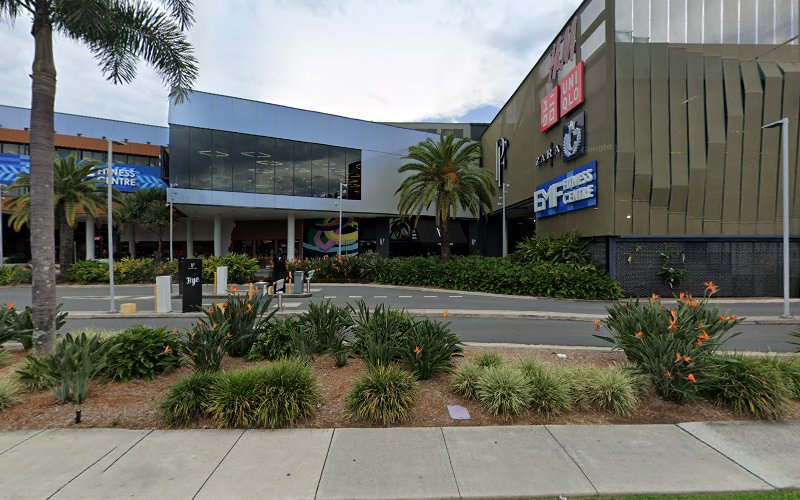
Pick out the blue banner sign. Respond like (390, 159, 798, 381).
(0, 153, 166, 192)
(534, 160, 596, 218)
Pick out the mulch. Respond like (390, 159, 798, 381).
(0, 346, 798, 430)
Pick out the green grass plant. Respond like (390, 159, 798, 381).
(0, 350, 11, 368)
(451, 361, 484, 400)
(517, 359, 572, 417)
(474, 352, 504, 369)
(706, 354, 792, 419)
(346, 365, 418, 425)
(161, 371, 219, 426)
(0, 379, 20, 410)
(476, 365, 531, 419)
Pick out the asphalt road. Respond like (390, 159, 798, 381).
(3, 283, 798, 317)
(58, 317, 798, 352)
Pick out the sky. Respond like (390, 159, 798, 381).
(0, 0, 581, 127)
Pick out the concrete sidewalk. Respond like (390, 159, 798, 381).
(0, 421, 797, 499)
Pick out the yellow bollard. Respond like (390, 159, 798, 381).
(248, 283, 254, 298)
(153, 283, 158, 311)
(120, 303, 137, 314)
(213, 271, 218, 291)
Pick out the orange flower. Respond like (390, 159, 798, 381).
(651, 294, 660, 301)
(413, 346, 421, 354)
(687, 298, 699, 308)
(635, 331, 644, 339)
(729, 315, 737, 321)
(696, 340, 704, 347)
(664, 370, 673, 379)
(226, 332, 231, 338)
(704, 281, 718, 296)
(668, 312, 678, 332)
(682, 355, 692, 363)
(164, 345, 172, 353)
(687, 373, 697, 383)
(230, 285, 238, 292)
(212, 323, 218, 331)
(172, 328, 179, 335)
(7, 303, 14, 309)
(720, 314, 727, 321)
(679, 292, 686, 301)
(593, 319, 601, 332)
(442, 310, 449, 318)
(247, 303, 253, 312)
(675, 352, 683, 363)
(698, 331, 710, 342)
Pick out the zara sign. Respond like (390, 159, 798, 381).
(534, 161, 597, 218)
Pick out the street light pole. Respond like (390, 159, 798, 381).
(169, 183, 177, 261)
(501, 183, 509, 257)
(762, 117, 791, 317)
(338, 181, 346, 256)
(106, 139, 126, 313)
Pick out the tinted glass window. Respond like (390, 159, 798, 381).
(293, 142, 313, 197)
(232, 132, 256, 193)
(312, 144, 328, 197)
(255, 136, 275, 194)
(189, 127, 212, 189)
(170, 126, 189, 187)
(346, 149, 362, 200)
(211, 130, 233, 191)
(329, 146, 347, 198)
(274, 138, 294, 195)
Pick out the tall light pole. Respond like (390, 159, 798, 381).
(337, 181, 346, 256)
(501, 182, 510, 257)
(106, 138, 126, 313)
(762, 117, 792, 317)
(169, 182, 178, 261)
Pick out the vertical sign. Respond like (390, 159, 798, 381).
(495, 137, 509, 187)
(559, 61, 585, 116)
(540, 86, 560, 132)
(181, 259, 203, 313)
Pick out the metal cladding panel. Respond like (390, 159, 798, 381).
(667, 48, 689, 234)
(615, 42, 635, 234)
(757, 62, 784, 234)
(721, 58, 744, 234)
(739, 61, 764, 233)
(0, 104, 168, 145)
(649, 45, 670, 233)
(782, 63, 800, 233)
(685, 51, 708, 234)
(702, 55, 725, 235)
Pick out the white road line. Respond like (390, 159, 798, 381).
(349, 295, 362, 298)
(326, 296, 337, 299)
(398, 295, 412, 298)
(424, 295, 437, 298)
(310, 288, 322, 292)
(374, 295, 387, 298)
(449, 295, 463, 298)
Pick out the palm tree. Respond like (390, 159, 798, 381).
(396, 133, 495, 260)
(0, 0, 197, 354)
(116, 188, 170, 260)
(6, 154, 112, 272)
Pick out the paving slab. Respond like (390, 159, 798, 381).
(0, 429, 148, 500)
(195, 429, 332, 500)
(679, 421, 800, 489)
(316, 427, 459, 500)
(53, 429, 242, 499)
(442, 426, 596, 498)
(0, 430, 42, 455)
(547, 424, 771, 496)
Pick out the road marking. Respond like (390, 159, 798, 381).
(311, 288, 322, 292)
(449, 295, 463, 298)
(349, 295, 362, 298)
(398, 295, 412, 298)
(374, 295, 387, 298)
(326, 295, 337, 299)
(424, 295, 438, 298)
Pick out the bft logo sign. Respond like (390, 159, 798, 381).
(495, 137, 509, 187)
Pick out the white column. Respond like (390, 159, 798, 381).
(287, 214, 296, 260)
(85, 218, 95, 260)
(213, 215, 222, 256)
(185, 219, 193, 258)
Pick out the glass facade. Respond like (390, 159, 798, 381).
(0, 142, 159, 166)
(169, 125, 362, 199)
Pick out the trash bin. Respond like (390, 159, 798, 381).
(293, 271, 304, 294)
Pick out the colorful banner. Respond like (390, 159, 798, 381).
(534, 161, 597, 218)
(303, 218, 359, 257)
(0, 152, 166, 192)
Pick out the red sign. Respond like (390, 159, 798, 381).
(548, 17, 578, 83)
(540, 86, 560, 132)
(559, 61, 584, 116)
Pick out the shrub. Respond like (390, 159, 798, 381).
(287, 252, 382, 283)
(301, 299, 352, 354)
(770, 358, 800, 399)
(202, 294, 276, 357)
(0, 350, 11, 368)
(201, 253, 259, 284)
(247, 316, 298, 361)
(161, 371, 219, 426)
(0, 265, 32, 285)
(451, 362, 484, 399)
(397, 319, 462, 379)
(0, 379, 20, 410)
(0, 306, 17, 345)
(25, 332, 113, 403)
(177, 319, 231, 372)
(115, 258, 177, 284)
(15, 356, 50, 391)
(349, 301, 412, 368)
(5, 254, 29, 264)
(518, 359, 572, 417)
(587, 366, 639, 417)
(10, 303, 68, 350)
(102, 326, 180, 382)
(253, 359, 321, 428)
(65, 259, 109, 284)
(289, 324, 318, 363)
(475, 352, 504, 369)
(346, 366, 418, 426)
(599, 294, 740, 403)
(511, 231, 590, 266)
(476, 366, 531, 419)
(205, 360, 320, 429)
(705, 354, 792, 420)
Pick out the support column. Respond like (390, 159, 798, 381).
(214, 215, 222, 256)
(287, 214, 296, 261)
(85, 218, 95, 260)
(185, 219, 193, 258)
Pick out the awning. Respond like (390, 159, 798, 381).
(414, 219, 467, 245)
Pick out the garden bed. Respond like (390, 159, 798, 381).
(2, 345, 797, 431)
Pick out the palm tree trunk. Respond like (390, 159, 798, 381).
(440, 218, 451, 261)
(29, 5, 57, 355)
(156, 226, 164, 261)
(128, 225, 137, 258)
(59, 211, 75, 272)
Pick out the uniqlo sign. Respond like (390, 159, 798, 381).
(540, 86, 560, 132)
(559, 61, 585, 116)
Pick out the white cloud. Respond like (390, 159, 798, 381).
(0, 0, 581, 126)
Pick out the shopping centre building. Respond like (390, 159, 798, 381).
(1, 0, 799, 296)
